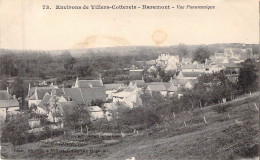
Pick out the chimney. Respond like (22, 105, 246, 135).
(75, 77, 79, 87)
(51, 89, 56, 96)
(35, 87, 38, 101)
(99, 73, 103, 86)
(28, 83, 31, 96)
(13, 95, 16, 99)
(178, 84, 180, 87)
(7, 87, 9, 94)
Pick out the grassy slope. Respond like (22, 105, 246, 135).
(2, 93, 259, 160)
(101, 93, 259, 160)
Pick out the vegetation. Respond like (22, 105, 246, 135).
(1, 115, 30, 146)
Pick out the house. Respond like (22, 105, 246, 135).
(63, 87, 106, 106)
(147, 65, 157, 73)
(145, 60, 156, 66)
(206, 64, 226, 73)
(181, 57, 192, 64)
(104, 83, 126, 100)
(223, 62, 241, 74)
(72, 77, 103, 88)
(27, 83, 58, 107)
(129, 79, 145, 88)
(166, 83, 178, 96)
(181, 64, 205, 72)
(176, 71, 202, 80)
(112, 85, 142, 108)
(88, 106, 104, 120)
(224, 48, 253, 59)
(146, 83, 167, 96)
(129, 69, 144, 79)
(0, 90, 20, 122)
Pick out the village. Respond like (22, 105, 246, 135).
(0, 46, 259, 159)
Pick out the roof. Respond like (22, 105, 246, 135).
(182, 64, 204, 69)
(104, 84, 125, 90)
(63, 88, 85, 105)
(88, 106, 103, 112)
(80, 87, 106, 105)
(0, 90, 13, 100)
(28, 86, 55, 97)
(37, 93, 53, 109)
(147, 84, 166, 91)
(182, 72, 202, 78)
(182, 57, 192, 63)
(78, 80, 103, 88)
(146, 60, 156, 66)
(223, 62, 240, 68)
(0, 99, 19, 108)
(28, 88, 53, 100)
(167, 85, 178, 92)
(214, 58, 229, 64)
(131, 80, 145, 87)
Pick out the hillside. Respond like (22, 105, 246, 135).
(1, 93, 259, 159)
(101, 93, 259, 160)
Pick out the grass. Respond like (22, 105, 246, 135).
(1, 93, 259, 160)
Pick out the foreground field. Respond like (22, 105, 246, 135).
(1, 93, 259, 160)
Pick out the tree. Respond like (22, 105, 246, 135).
(1, 115, 30, 146)
(0, 78, 8, 90)
(63, 105, 91, 133)
(192, 46, 210, 63)
(238, 60, 258, 93)
(12, 77, 24, 99)
(62, 51, 76, 70)
(177, 43, 189, 57)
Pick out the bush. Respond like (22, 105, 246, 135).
(1, 115, 30, 145)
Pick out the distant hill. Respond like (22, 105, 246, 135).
(0, 43, 259, 58)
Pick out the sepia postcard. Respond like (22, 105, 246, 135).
(0, 0, 259, 159)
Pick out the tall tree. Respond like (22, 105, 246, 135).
(192, 46, 210, 63)
(238, 59, 258, 93)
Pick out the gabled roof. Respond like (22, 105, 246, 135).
(80, 87, 106, 105)
(37, 93, 53, 109)
(146, 60, 156, 66)
(223, 62, 240, 68)
(182, 64, 204, 69)
(130, 80, 145, 88)
(78, 80, 103, 88)
(147, 84, 166, 91)
(182, 72, 202, 78)
(0, 99, 19, 108)
(170, 79, 191, 86)
(0, 90, 13, 100)
(182, 64, 197, 69)
(63, 88, 85, 105)
(167, 84, 178, 92)
(28, 88, 53, 100)
(28, 86, 55, 97)
(214, 58, 229, 64)
(104, 84, 125, 90)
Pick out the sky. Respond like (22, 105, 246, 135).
(0, 0, 259, 50)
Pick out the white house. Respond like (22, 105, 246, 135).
(112, 85, 142, 108)
(104, 83, 126, 100)
(88, 106, 104, 120)
(0, 90, 20, 122)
